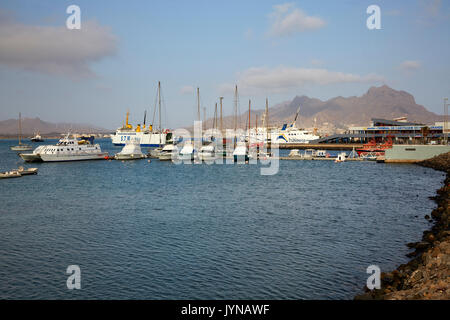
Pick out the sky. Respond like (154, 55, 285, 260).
(0, 0, 449, 129)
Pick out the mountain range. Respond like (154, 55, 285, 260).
(0, 117, 108, 136)
(204, 85, 443, 131)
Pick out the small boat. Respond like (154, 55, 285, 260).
(115, 139, 146, 160)
(0, 171, 22, 179)
(198, 144, 216, 162)
(31, 132, 44, 142)
(288, 149, 301, 157)
(10, 112, 33, 151)
(233, 142, 249, 162)
(335, 152, 346, 163)
(356, 137, 393, 157)
(16, 166, 38, 175)
(148, 147, 163, 158)
(179, 141, 195, 161)
(158, 144, 177, 161)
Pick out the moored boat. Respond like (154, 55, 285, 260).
(38, 134, 108, 162)
(10, 113, 32, 151)
(115, 139, 146, 160)
(16, 166, 38, 175)
(356, 137, 393, 157)
(31, 132, 44, 142)
(158, 144, 177, 161)
(0, 171, 22, 179)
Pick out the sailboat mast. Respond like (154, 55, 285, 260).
(214, 103, 218, 130)
(197, 87, 200, 122)
(219, 97, 223, 134)
(248, 99, 251, 138)
(158, 81, 162, 146)
(234, 86, 238, 147)
(18, 112, 22, 145)
(265, 98, 269, 144)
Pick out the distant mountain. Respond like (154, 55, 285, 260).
(205, 85, 443, 131)
(0, 117, 109, 136)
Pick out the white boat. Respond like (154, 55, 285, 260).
(148, 147, 163, 158)
(198, 144, 216, 162)
(38, 134, 108, 162)
(288, 149, 301, 157)
(19, 145, 46, 162)
(111, 82, 170, 147)
(31, 132, 44, 142)
(179, 141, 195, 161)
(335, 152, 346, 163)
(0, 171, 22, 179)
(114, 139, 146, 160)
(10, 112, 32, 151)
(158, 144, 177, 161)
(233, 142, 249, 162)
(271, 106, 319, 144)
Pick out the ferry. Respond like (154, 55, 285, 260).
(20, 134, 108, 162)
(247, 107, 319, 144)
(111, 111, 171, 147)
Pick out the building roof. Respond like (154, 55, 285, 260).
(371, 118, 424, 126)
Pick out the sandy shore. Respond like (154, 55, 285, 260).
(355, 152, 450, 300)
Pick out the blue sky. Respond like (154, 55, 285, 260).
(0, 0, 449, 129)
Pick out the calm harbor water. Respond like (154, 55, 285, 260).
(0, 139, 445, 299)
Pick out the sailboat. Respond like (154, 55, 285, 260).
(233, 96, 250, 162)
(148, 81, 165, 158)
(10, 113, 32, 151)
(179, 87, 201, 161)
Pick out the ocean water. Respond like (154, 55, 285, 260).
(0, 139, 445, 299)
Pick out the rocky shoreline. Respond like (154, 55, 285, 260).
(355, 152, 450, 300)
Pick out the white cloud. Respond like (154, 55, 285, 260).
(180, 85, 195, 94)
(310, 59, 324, 66)
(399, 60, 421, 71)
(268, 3, 326, 37)
(220, 66, 383, 95)
(0, 11, 117, 78)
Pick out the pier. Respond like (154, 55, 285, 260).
(274, 143, 363, 150)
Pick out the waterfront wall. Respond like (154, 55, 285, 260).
(385, 145, 450, 163)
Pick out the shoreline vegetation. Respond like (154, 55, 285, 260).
(355, 152, 450, 300)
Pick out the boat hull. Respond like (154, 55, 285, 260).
(10, 146, 33, 151)
(111, 131, 167, 147)
(114, 154, 146, 160)
(39, 153, 109, 162)
(19, 153, 43, 162)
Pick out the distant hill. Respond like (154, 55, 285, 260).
(204, 85, 443, 130)
(0, 117, 109, 136)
